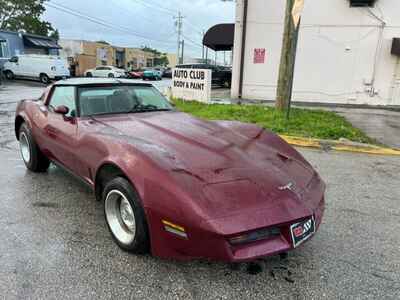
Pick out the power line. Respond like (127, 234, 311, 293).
(109, 0, 172, 28)
(46, 2, 175, 45)
(132, 0, 176, 16)
(131, 0, 206, 37)
(182, 34, 203, 48)
(185, 20, 204, 35)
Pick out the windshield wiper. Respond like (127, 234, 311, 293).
(131, 108, 172, 113)
(130, 104, 172, 113)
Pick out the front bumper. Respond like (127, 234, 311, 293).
(146, 191, 325, 262)
(143, 74, 158, 79)
(54, 75, 70, 80)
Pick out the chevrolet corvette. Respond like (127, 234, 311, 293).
(15, 78, 325, 262)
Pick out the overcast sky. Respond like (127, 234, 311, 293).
(43, 0, 235, 58)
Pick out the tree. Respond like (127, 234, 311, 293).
(0, 0, 58, 39)
(141, 46, 169, 66)
(154, 54, 169, 67)
(141, 46, 161, 56)
(96, 40, 110, 45)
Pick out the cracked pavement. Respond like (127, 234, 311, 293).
(0, 80, 399, 299)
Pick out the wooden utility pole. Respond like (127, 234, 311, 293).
(276, 0, 302, 111)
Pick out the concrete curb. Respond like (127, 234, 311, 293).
(279, 135, 400, 156)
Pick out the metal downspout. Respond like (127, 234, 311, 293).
(238, 0, 248, 100)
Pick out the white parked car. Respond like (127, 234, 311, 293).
(3, 55, 70, 84)
(84, 66, 126, 78)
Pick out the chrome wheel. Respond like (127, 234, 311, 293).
(20, 132, 31, 164)
(105, 190, 136, 245)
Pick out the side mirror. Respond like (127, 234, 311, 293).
(54, 105, 69, 115)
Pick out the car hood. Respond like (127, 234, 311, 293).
(91, 111, 320, 226)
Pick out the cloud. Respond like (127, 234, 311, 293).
(43, 0, 235, 57)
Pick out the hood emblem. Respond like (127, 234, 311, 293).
(278, 182, 295, 191)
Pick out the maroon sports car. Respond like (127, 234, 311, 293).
(15, 78, 325, 262)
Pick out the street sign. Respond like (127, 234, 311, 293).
(172, 68, 212, 103)
(292, 0, 304, 28)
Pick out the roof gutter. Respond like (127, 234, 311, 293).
(238, 0, 248, 100)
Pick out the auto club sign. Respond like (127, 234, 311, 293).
(172, 68, 212, 103)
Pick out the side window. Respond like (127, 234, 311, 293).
(9, 56, 18, 63)
(48, 86, 76, 117)
(0, 40, 10, 58)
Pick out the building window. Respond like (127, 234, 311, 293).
(0, 40, 10, 58)
(146, 58, 153, 68)
(131, 58, 138, 69)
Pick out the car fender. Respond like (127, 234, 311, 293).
(15, 101, 34, 138)
(94, 154, 146, 201)
(91, 134, 204, 221)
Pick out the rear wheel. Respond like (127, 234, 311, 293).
(223, 80, 231, 88)
(86, 72, 93, 77)
(4, 70, 14, 80)
(19, 123, 50, 172)
(39, 73, 50, 84)
(222, 79, 231, 88)
(103, 177, 150, 254)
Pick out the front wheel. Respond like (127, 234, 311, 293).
(39, 73, 50, 84)
(103, 177, 150, 254)
(4, 70, 14, 80)
(108, 73, 115, 78)
(19, 123, 50, 172)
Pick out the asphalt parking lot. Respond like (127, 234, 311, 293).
(0, 80, 399, 299)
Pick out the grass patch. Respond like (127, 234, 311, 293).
(173, 100, 375, 144)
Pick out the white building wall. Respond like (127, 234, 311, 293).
(232, 0, 400, 107)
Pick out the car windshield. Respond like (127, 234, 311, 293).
(78, 85, 173, 116)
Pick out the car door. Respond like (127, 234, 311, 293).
(103, 67, 112, 77)
(210, 66, 222, 84)
(92, 67, 101, 77)
(42, 86, 79, 172)
(8, 56, 21, 76)
(24, 57, 38, 78)
(94, 67, 106, 77)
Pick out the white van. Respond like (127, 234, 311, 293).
(3, 55, 70, 84)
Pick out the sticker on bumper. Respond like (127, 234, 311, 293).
(290, 217, 315, 248)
